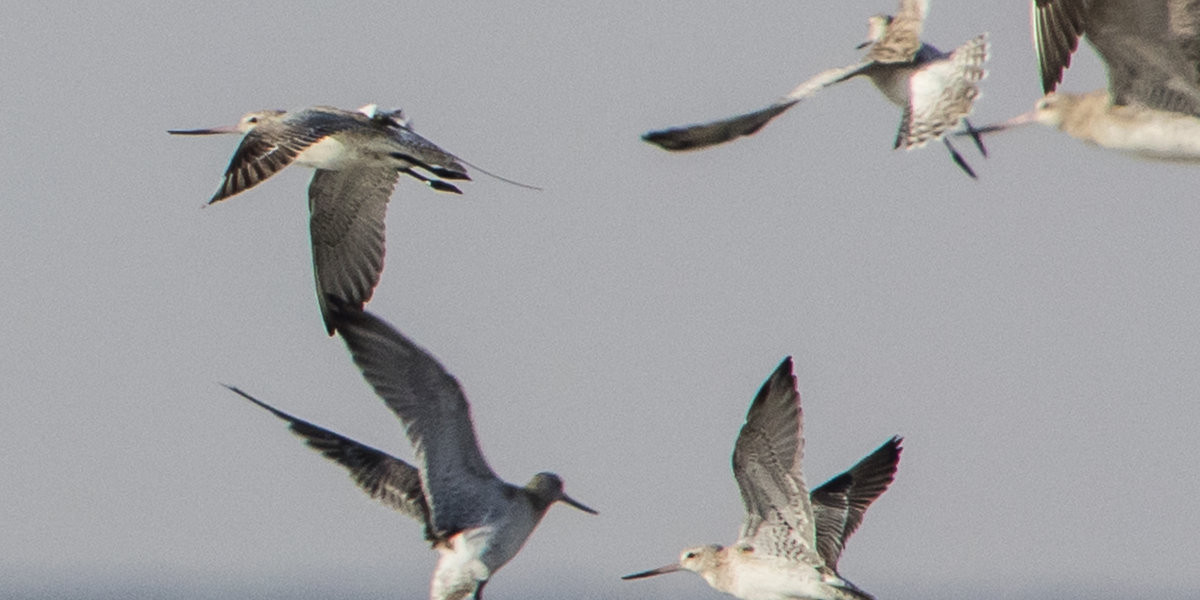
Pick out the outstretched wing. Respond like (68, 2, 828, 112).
(642, 62, 872, 152)
(810, 436, 902, 570)
(1032, 0, 1088, 94)
(224, 385, 432, 533)
(210, 109, 358, 204)
(642, 101, 799, 151)
(331, 307, 503, 538)
(308, 167, 401, 335)
(732, 357, 822, 565)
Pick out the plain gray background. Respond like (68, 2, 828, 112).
(3, 2, 1198, 599)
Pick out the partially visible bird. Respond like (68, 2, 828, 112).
(622, 357, 901, 600)
(224, 305, 596, 600)
(642, 0, 989, 178)
(170, 104, 470, 334)
(973, 1, 1200, 161)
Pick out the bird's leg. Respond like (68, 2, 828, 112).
(962, 118, 987, 157)
(401, 167, 463, 194)
(943, 138, 977, 179)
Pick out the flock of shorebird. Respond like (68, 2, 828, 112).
(170, 1, 1200, 599)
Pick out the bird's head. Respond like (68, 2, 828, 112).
(167, 109, 284, 136)
(621, 544, 724, 582)
(525, 472, 598, 515)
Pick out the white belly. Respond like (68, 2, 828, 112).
(724, 557, 834, 600)
(1092, 106, 1200, 162)
(294, 136, 352, 169)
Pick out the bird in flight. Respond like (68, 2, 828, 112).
(623, 357, 901, 600)
(642, 0, 989, 177)
(170, 104, 470, 334)
(224, 305, 596, 600)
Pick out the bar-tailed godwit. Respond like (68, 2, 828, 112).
(976, 1, 1200, 161)
(623, 357, 901, 600)
(170, 105, 469, 334)
(224, 305, 596, 600)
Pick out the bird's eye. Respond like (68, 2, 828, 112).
(684, 552, 696, 559)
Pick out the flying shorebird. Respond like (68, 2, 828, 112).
(642, 0, 989, 178)
(223, 305, 596, 600)
(622, 357, 901, 600)
(974, 1, 1200, 161)
(169, 104, 470, 334)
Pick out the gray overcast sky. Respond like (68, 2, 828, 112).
(3, 2, 1199, 599)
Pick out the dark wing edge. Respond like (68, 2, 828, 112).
(642, 100, 799, 152)
(810, 473, 853, 569)
(641, 62, 871, 153)
(810, 436, 903, 569)
(211, 111, 361, 204)
(1033, 0, 1087, 94)
(222, 385, 433, 535)
(210, 134, 302, 203)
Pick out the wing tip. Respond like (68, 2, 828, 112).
(751, 356, 798, 410)
(641, 129, 696, 151)
(775, 355, 795, 379)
